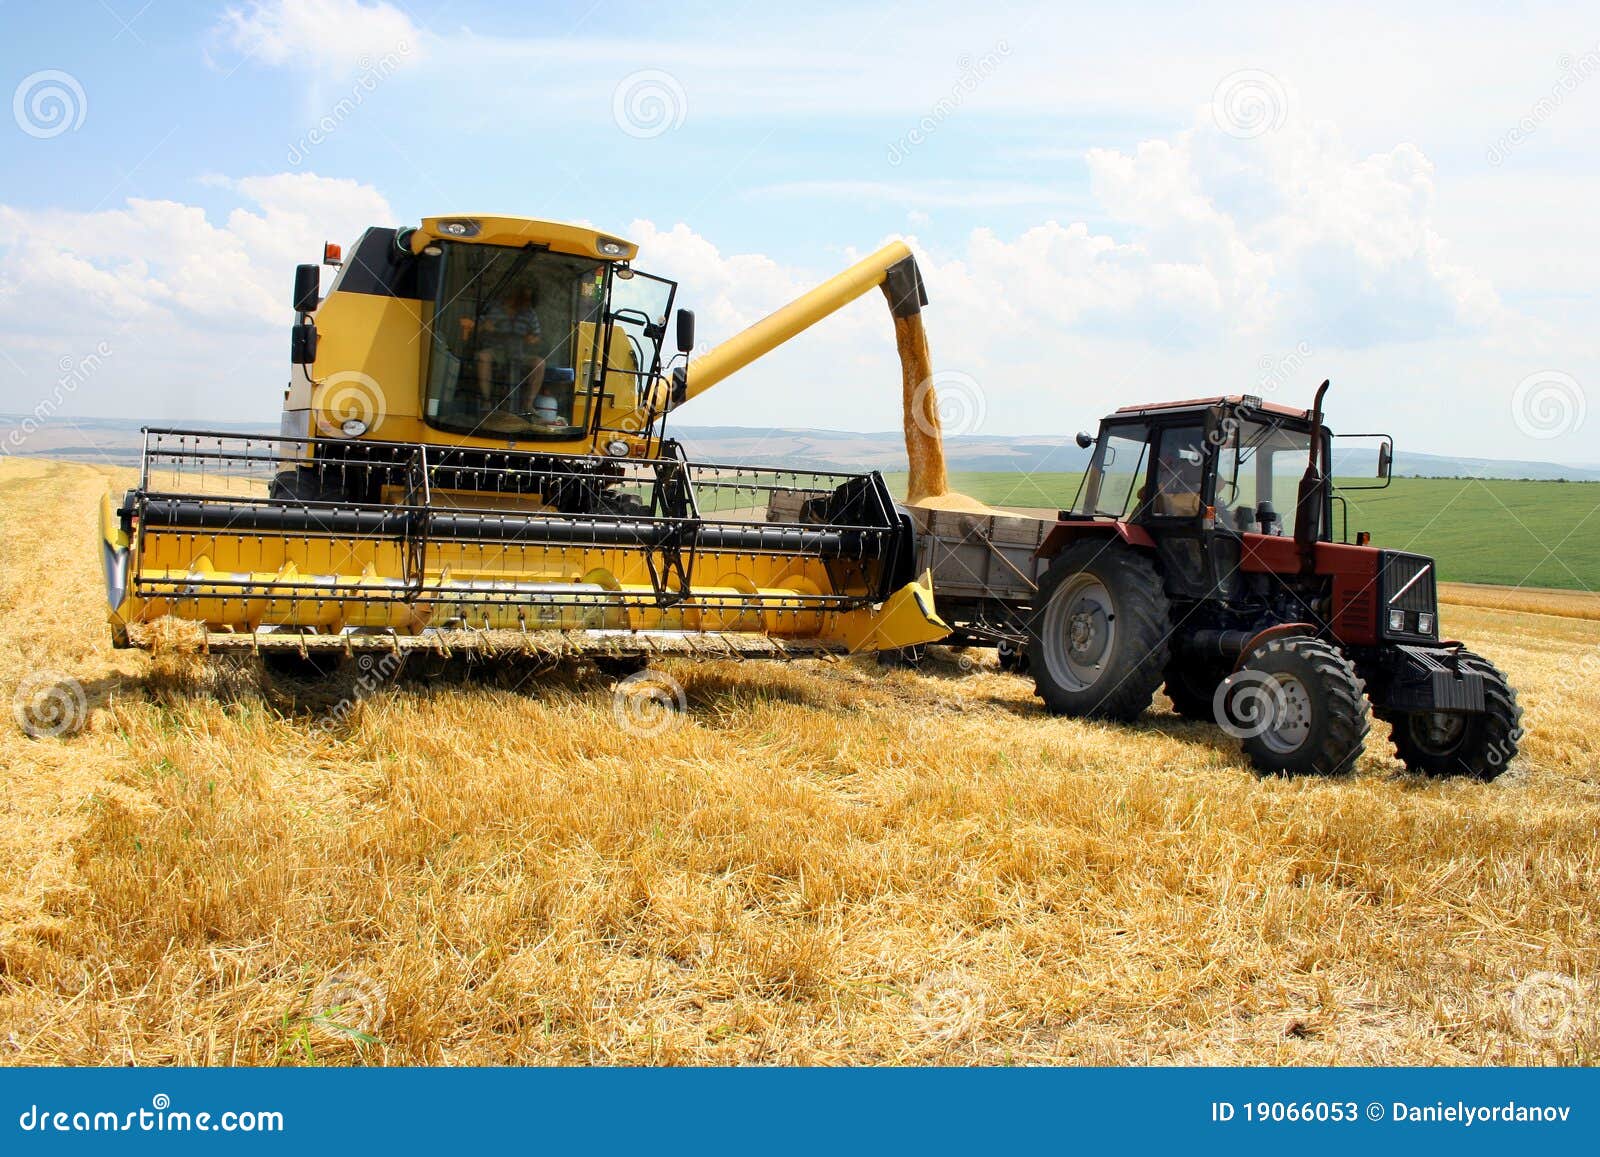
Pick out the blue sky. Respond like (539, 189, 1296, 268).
(2, 0, 1597, 463)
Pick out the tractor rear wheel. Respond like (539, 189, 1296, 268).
(1027, 541, 1170, 721)
(1225, 636, 1370, 776)
(1384, 651, 1522, 780)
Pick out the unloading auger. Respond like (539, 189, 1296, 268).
(99, 215, 946, 665)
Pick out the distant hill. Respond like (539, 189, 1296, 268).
(5, 414, 1597, 481)
(672, 426, 1600, 482)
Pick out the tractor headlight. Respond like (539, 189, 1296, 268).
(438, 219, 479, 237)
(596, 238, 629, 257)
(1388, 608, 1407, 633)
(604, 439, 631, 457)
(1417, 612, 1435, 635)
(340, 418, 368, 438)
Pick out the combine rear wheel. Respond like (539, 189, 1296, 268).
(1225, 636, 1370, 776)
(1384, 651, 1522, 780)
(1027, 542, 1170, 721)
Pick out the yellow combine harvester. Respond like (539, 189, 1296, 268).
(99, 215, 946, 666)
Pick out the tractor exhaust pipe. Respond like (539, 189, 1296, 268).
(1294, 379, 1332, 573)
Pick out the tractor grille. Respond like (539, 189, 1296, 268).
(1380, 551, 1438, 639)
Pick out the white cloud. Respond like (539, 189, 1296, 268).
(216, 0, 423, 76)
(0, 174, 393, 421)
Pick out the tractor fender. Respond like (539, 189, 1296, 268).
(1230, 622, 1320, 672)
(1036, 519, 1156, 560)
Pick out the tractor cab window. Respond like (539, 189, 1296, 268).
(1148, 425, 1207, 518)
(1073, 423, 1149, 518)
(1215, 417, 1314, 537)
(423, 242, 606, 439)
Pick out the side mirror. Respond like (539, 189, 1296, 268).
(293, 264, 320, 314)
(1075, 431, 1095, 450)
(290, 321, 318, 365)
(1377, 440, 1392, 479)
(675, 308, 696, 354)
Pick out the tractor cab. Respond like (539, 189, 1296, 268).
(1071, 395, 1337, 541)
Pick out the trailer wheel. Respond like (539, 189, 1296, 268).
(1027, 541, 1170, 721)
(1384, 651, 1522, 780)
(1163, 659, 1227, 721)
(1227, 636, 1370, 776)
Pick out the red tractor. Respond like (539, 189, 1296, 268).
(1024, 387, 1523, 777)
(1010, 383, 1521, 777)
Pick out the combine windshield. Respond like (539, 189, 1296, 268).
(424, 242, 607, 439)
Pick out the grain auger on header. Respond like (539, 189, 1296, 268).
(98, 215, 946, 671)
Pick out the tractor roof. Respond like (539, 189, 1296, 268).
(406, 215, 638, 262)
(1112, 395, 1311, 421)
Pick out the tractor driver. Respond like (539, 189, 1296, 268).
(1152, 436, 1205, 518)
(475, 284, 550, 418)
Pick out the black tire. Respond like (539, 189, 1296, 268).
(1226, 636, 1370, 776)
(1027, 541, 1170, 721)
(1164, 659, 1227, 721)
(1383, 651, 1522, 780)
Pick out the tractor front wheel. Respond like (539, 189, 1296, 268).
(1224, 636, 1370, 776)
(1027, 541, 1170, 721)
(1384, 651, 1522, 780)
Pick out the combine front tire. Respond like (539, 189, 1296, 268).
(1384, 651, 1522, 780)
(1225, 636, 1370, 777)
(1027, 542, 1170, 721)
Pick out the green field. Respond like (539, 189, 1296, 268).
(885, 472, 1600, 590)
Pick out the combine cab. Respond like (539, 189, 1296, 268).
(99, 215, 946, 666)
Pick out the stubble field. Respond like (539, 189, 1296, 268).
(1, 458, 1597, 1066)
